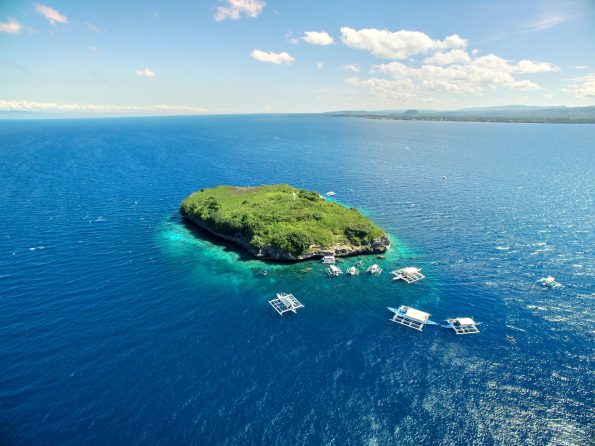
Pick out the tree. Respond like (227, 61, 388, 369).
(272, 231, 314, 256)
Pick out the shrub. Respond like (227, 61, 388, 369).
(298, 190, 320, 201)
(345, 224, 372, 245)
(204, 197, 220, 213)
(272, 231, 314, 256)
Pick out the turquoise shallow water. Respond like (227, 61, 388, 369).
(0, 115, 593, 445)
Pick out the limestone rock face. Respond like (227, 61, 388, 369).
(183, 212, 390, 262)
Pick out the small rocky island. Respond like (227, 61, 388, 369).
(180, 184, 390, 261)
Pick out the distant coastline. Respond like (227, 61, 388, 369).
(325, 105, 595, 124)
(2, 104, 595, 123)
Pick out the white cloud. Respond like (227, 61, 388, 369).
(528, 15, 565, 32)
(85, 22, 103, 33)
(424, 49, 470, 65)
(0, 20, 22, 34)
(0, 99, 207, 114)
(350, 51, 554, 101)
(346, 76, 416, 100)
(250, 50, 294, 65)
(341, 64, 360, 73)
(505, 80, 541, 91)
(134, 68, 156, 78)
(563, 72, 595, 98)
(285, 31, 300, 45)
(513, 60, 559, 73)
(35, 4, 68, 25)
(214, 0, 265, 21)
(442, 34, 467, 48)
(573, 65, 589, 71)
(316, 62, 324, 70)
(340, 27, 466, 59)
(303, 31, 334, 46)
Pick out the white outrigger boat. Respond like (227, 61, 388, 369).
(442, 317, 481, 335)
(325, 191, 336, 196)
(327, 264, 343, 277)
(321, 255, 336, 264)
(391, 267, 425, 283)
(366, 264, 382, 275)
(388, 306, 437, 331)
(346, 266, 359, 276)
(269, 293, 304, 316)
(537, 276, 560, 288)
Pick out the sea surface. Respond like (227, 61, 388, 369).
(0, 115, 593, 445)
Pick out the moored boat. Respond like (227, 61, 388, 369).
(391, 267, 425, 283)
(388, 305, 437, 331)
(346, 266, 359, 276)
(366, 264, 382, 275)
(327, 264, 343, 277)
(269, 293, 304, 315)
(442, 317, 481, 335)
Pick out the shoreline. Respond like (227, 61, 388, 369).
(181, 211, 390, 263)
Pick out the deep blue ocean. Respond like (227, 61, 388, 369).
(0, 115, 593, 445)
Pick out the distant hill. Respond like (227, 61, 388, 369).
(325, 105, 595, 124)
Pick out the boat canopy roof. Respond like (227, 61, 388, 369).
(405, 307, 430, 322)
(455, 317, 475, 326)
(401, 267, 421, 274)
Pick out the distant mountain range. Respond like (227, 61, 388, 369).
(325, 105, 595, 124)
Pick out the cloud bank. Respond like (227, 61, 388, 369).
(338, 27, 560, 102)
(0, 99, 207, 114)
(563, 73, 595, 98)
(349, 53, 558, 101)
(341, 27, 466, 59)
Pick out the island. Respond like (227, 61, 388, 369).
(180, 184, 390, 261)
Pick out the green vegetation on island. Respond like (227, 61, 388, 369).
(180, 184, 390, 261)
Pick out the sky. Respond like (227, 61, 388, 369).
(1, 0, 594, 115)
